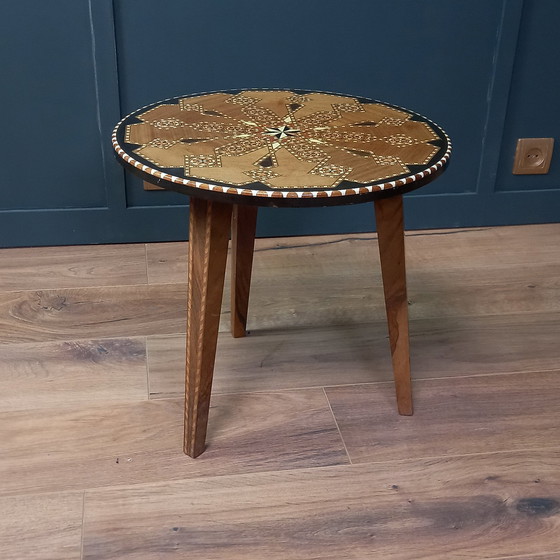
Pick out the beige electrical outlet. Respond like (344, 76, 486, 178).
(512, 138, 554, 174)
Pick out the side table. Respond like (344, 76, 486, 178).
(113, 89, 451, 457)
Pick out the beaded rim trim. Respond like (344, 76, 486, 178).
(112, 90, 451, 201)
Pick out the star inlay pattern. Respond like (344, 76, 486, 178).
(264, 125, 301, 140)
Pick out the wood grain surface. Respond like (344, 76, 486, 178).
(325, 369, 560, 464)
(0, 243, 147, 291)
(143, 224, 560, 286)
(184, 198, 232, 457)
(145, 242, 188, 285)
(1, 223, 560, 558)
(375, 195, 412, 414)
(83, 451, 560, 560)
(0, 491, 83, 560)
(146, 311, 560, 398)
(0, 338, 146, 412)
(230, 204, 258, 338)
(143, 225, 560, 334)
(0, 284, 187, 343)
(0, 390, 347, 496)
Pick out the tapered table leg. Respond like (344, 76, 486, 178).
(230, 205, 258, 338)
(374, 195, 413, 416)
(184, 197, 233, 457)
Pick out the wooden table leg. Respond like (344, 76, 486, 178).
(184, 197, 233, 457)
(230, 205, 258, 338)
(374, 195, 413, 416)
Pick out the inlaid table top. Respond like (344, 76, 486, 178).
(113, 89, 451, 206)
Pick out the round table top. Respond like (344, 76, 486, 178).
(113, 89, 451, 207)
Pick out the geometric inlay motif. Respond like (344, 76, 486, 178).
(152, 117, 184, 129)
(147, 138, 177, 149)
(114, 89, 451, 199)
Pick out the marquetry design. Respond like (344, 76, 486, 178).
(189, 121, 249, 135)
(377, 117, 407, 126)
(286, 93, 311, 104)
(310, 163, 350, 179)
(315, 130, 375, 143)
(373, 154, 402, 167)
(153, 117, 185, 129)
(381, 134, 419, 147)
(226, 93, 258, 106)
(113, 89, 451, 201)
(244, 168, 280, 182)
(185, 154, 221, 169)
(147, 138, 178, 149)
(179, 102, 204, 112)
(218, 136, 266, 157)
(264, 125, 301, 140)
(283, 138, 326, 162)
(333, 101, 365, 113)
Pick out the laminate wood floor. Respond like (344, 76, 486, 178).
(0, 224, 559, 559)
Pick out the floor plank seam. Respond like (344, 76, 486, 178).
(80, 490, 85, 560)
(142, 242, 150, 285)
(490, 551, 560, 560)
(0, 281, 157, 295)
(0, 334, 149, 346)
(2, 269, 558, 294)
(144, 368, 560, 400)
(144, 335, 153, 401)
(348, 445, 560, 467)
(149, 385, 398, 401)
(74, 443, 560, 497)
(405, 367, 560, 383)
(1, 308, 558, 338)
(322, 387, 353, 465)
(81, 461, 367, 496)
(250, 228, 495, 254)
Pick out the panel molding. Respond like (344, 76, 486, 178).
(475, 0, 524, 196)
(89, 0, 127, 210)
(0, 0, 127, 247)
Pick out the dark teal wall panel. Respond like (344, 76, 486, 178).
(0, 0, 126, 246)
(0, 0, 558, 247)
(0, 1, 110, 210)
(495, 0, 560, 192)
(114, 0, 503, 213)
